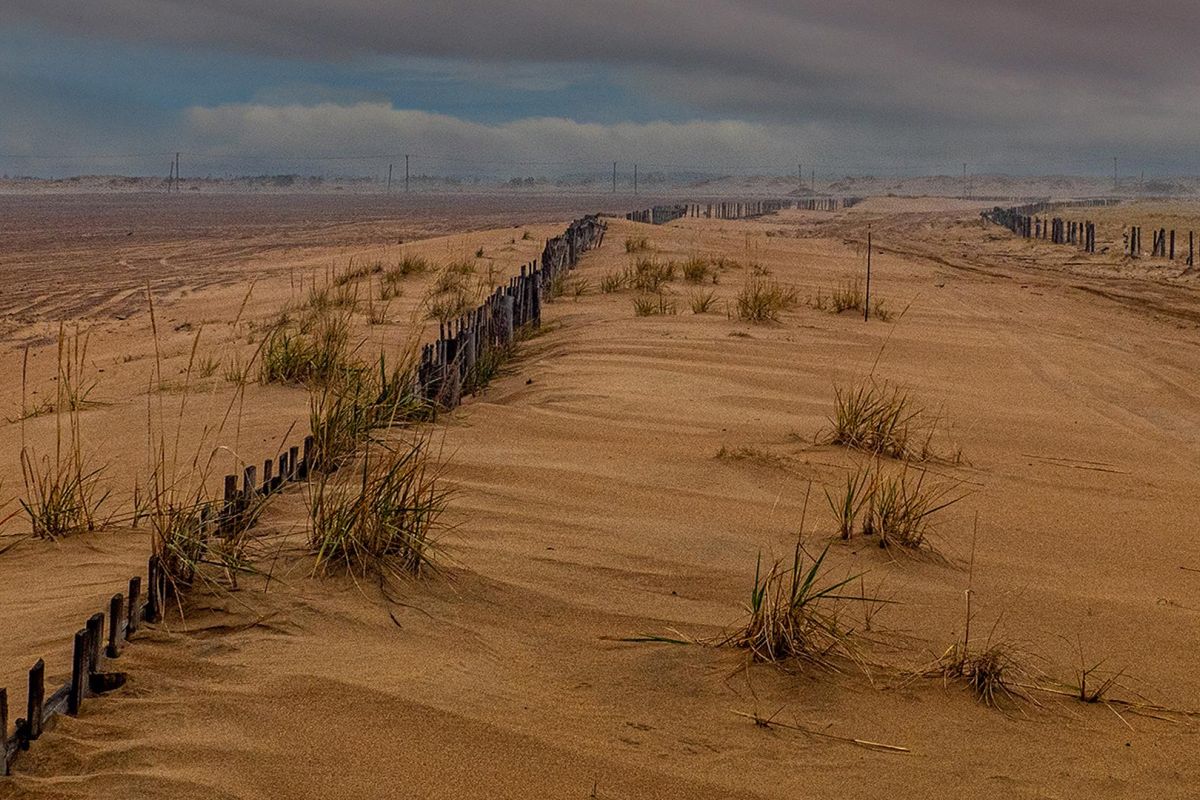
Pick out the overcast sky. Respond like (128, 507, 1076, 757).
(3, 1, 1197, 178)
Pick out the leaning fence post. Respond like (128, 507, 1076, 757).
(68, 630, 87, 715)
(242, 465, 256, 507)
(26, 659, 44, 741)
(288, 446, 300, 480)
(106, 594, 124, 658)
(222, 474, 237, 534)
(301, 435, 314, 479)
(146, 556, 161, 623)
(85, 613, 104, 675)
(127, 576, 141, 638)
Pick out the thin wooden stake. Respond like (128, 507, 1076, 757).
(26, 659, 44, 740)
(127, 576, 141, 638)
(864, 228, 872, 322)
(68, 630, 87, 715)
(106, 594, 124, 658)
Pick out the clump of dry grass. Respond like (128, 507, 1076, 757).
(831, 278, 864, 313)
(862, 464, 962, 549)
(721, 539, 866, 667)
(825, 461, 962, 550)
(825, 466, 872, 540)
(426, 261, 479, 323)
(308, 432, 449, 578)
(827, 380, 923, 459)
(940, 640, 1024, 707)
(682, 256, 717, 284)
(689, 289, 718, 314)
(630, 257, 676, 293)
(19, 327, 111, 539)
(569, 278, 591, 299)
(599, 271, 628, 293)
(715, 444, 785, 468)
(735, 277, 799, 322)
(633, 292, 677, 316)
(625, 235, 651, 253)
(259, 309, 354, 386)
(333, 258, 383, 287)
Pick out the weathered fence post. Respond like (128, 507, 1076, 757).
(26, 659, 44, 741)
(146, 555, 161, 623)
(85, 613, 103, 676)
(106, 594, 124, 658)
(127, 576, 141, 638)
(301, 435, 314, 479)
(68, 630, 87, 715)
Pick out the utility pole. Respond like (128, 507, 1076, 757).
(174, 152, 180, 193)
(405, 154, 410, 193)
(864, 226, 872, 322)
(634, 163, 638, 195)
(962, 163, 967, 199)
(168, 160, 174, 193)
(810, 167, 815, 194)
(612, 161, 617, 194)
(798, 162, 802, 194)
(387, 163, 393, 194)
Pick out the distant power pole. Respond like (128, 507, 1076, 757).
(174, 152, 180, 193)
(387, 163, 393, 194)
(810, 167, 815, 193)
(634, 163, 638, 195)
(962, 163, 967, 199)
(864, 226, 872, 323)
(612, 161, 617, 193)
(405, 154, 410, 193)
(798, 162, 802, 193)
(168, 160, 174, 193)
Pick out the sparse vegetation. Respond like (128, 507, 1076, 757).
(308, 432, 449, 579)
(259, 309, 353, 386)
(735, 277, 799, 322)
(825, 461, 961, 550)
(630, 257, 675, 293)
(721, 539, 866, 667)
(827, 380, 923, 459)
(682, 256, 717, 284)
(633, 292, 677, 316)
(333, 258, 383, 287)
(600, 271, 627, 293)
(831, 278, 864, 313)
(689, 289, 717, 314)
(19, 328, 110, 539)
(624, 235, 651, 253)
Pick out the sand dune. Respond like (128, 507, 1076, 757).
(3, 198, 1199, 798)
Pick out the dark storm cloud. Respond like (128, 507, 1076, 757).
(6, 1, 1200, 173)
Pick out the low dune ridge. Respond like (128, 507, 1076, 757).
(2, 197, 1199, 799)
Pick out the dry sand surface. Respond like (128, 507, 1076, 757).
(2, 196, 1199, 799)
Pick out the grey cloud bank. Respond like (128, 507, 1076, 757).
(5, 1, 1199, 176)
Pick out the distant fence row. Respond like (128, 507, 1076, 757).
(982, 199, 1197, 266)
(624, 197, 860, 225)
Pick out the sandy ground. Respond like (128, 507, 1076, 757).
(2, 197, 1199, 799)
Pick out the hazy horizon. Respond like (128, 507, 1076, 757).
(5, 2, 1198, 180)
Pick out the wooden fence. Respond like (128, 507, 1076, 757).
(625, 199, 794, 224)
(984, 200, 1196, 266)
(0, 213, 607, 777)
